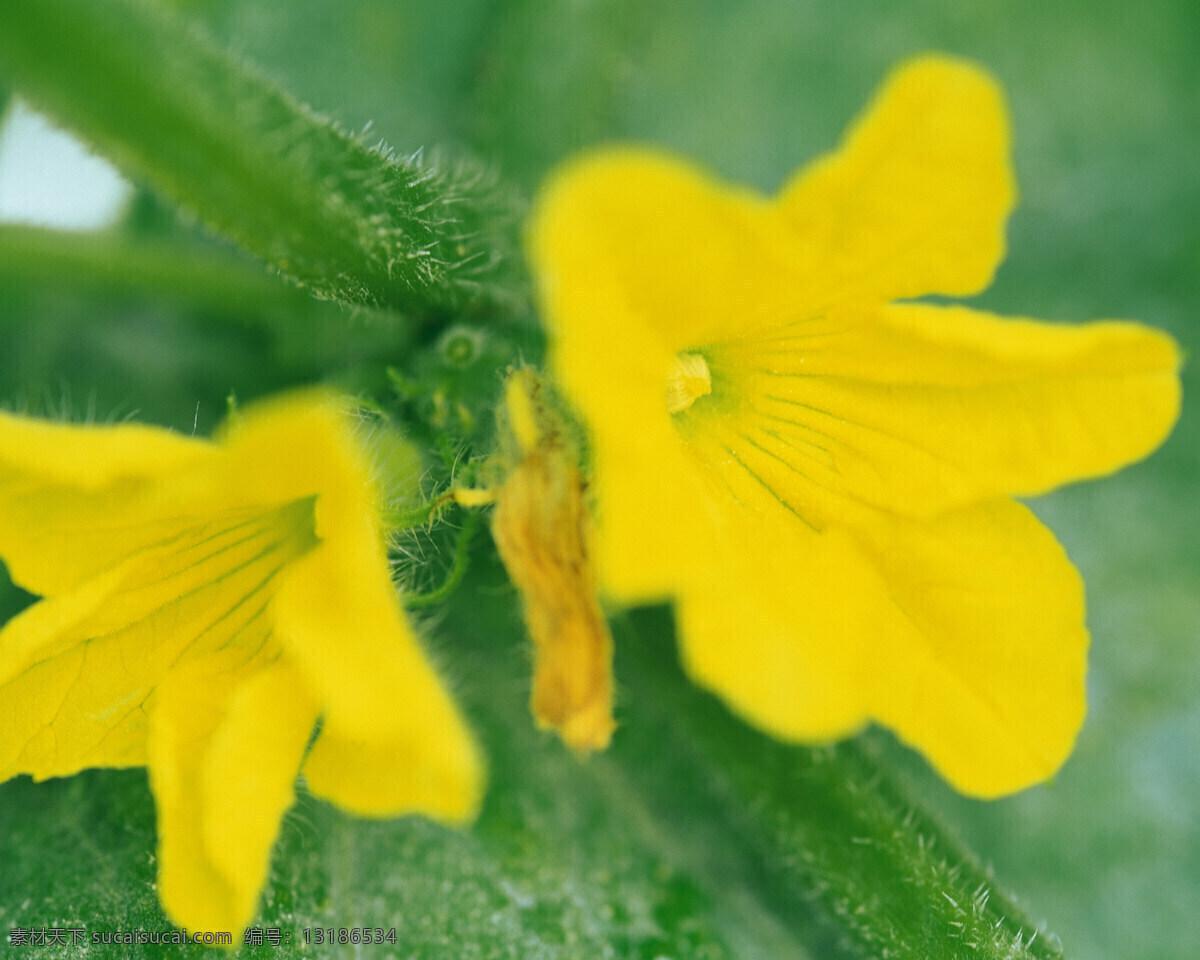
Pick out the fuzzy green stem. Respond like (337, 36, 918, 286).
(402, 510, 481, 609)
(0, 0, 520, 313)
(383, 491, 457, 533)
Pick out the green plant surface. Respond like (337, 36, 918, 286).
(0, 1, 1196, 958)
(0, 555, 1072, 960)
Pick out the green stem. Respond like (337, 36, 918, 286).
(0, 0, 521, 313)
(382, 491, 456, 533)
(402, 510, 481, 609)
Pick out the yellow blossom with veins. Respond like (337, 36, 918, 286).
(0, 392, 483, 934)
(527, 55, 1182, 796)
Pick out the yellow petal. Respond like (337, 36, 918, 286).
(150, 657, 317, 936)
(147, 667, 244, 935)
(777, 54, 1015, 300)
(528, 149, 827, 602)
(542, 275, 721, 602)
(529, 147, 815, 353)
(0, 409, 211, 490)
(303, 710, 482, 824)
(201, 659, 318, 929)
(0, 413, 216, 596)
(208, 392, 369, 514)
(233, 401, 484, 822)
(281, 537, 483, 822)
(850, 499, 1088, 797)
(700, 302, 1182, 520)
(675, 495, 1088, 797)
(0, 501, 315, 781)
(591, 420, 725, 603)
(675, 514, 876, 740)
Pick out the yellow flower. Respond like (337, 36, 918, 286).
(527, 55, 1182, 796)
(0, 393, 483, 934)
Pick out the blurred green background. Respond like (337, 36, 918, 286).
(1, 1, 1196, 957)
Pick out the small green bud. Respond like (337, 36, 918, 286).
(439, 326, 486, 369)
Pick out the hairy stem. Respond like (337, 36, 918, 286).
(0, 0, 521, 313)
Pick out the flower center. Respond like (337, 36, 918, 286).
(665, 352, 712, 414)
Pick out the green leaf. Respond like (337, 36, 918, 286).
(0, 557, 1065, 959)
(0, 590, 795, 959)
(613, 609, 1063, 960)
(0, 0, 523, 314)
